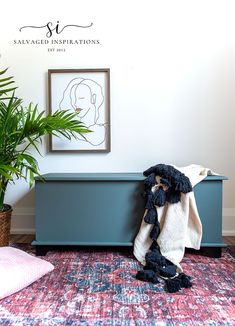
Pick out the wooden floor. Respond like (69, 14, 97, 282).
(10, 234, 35, 244)
(223, 236, 235, 245)
(9, 235, 235, 245)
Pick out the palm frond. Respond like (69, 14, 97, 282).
(0, 68, 17, 97)
(0, 75, 91, 210)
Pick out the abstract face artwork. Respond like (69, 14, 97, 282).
(48, 69, 110, 152)
(59, 77, 106, 146)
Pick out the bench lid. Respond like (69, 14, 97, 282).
(35, 173, 228, 181)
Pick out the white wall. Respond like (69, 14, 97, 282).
(1, 0, 235, 234)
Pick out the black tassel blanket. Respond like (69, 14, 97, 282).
(134, 164, 216, 292)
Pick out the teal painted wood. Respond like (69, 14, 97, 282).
(34, 177, 145, 245)
(35, 173, 145, 181)
(34, 173, 227, 248)
(31, 241, 133, 246)
(194, 179, 225, 246)
(35, 173, 227, 181)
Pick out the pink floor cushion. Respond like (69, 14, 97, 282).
(0, 247, 54, 300)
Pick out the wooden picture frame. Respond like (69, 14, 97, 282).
(48, 69, 110, 152)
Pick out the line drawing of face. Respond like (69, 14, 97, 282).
(59, 77, 107, 146)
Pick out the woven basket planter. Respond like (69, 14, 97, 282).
(0, 205, 12, 247)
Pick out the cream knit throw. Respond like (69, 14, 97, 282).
(133, 164, 218, 272)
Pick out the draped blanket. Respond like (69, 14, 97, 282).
(134, 164, 218, 272)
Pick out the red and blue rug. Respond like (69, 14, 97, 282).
(0, 245, 234, 325)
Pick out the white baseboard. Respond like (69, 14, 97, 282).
(11, 207, 35, 235)
(10, 228, 35, 234)
(222, 208, 235, 236)
(222, 230, 235, 236)
(12, 207, 35, 216)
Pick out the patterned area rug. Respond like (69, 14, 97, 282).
(0, 245, 235, 325)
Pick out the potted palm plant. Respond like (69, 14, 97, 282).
(0, 68, 91, 246)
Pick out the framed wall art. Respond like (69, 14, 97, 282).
(48, 69, 110, 152)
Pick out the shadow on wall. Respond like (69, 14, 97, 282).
(11, 188, 35, 233)
(15, 187, 35, 207)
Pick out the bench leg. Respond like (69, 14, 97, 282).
(201, 247, 222, 258)
(35, 246, 48, 256)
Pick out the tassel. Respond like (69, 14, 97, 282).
(177, 273, 192, 288)
(174, 176, 192, 193)
(159, 265, 177, 278)
(165, 273, 192, 293)
(145, 193, 155, 210)
(150, 224, 160, 241)
(144, 173, 156, 187)
(153, 164, 165, 177)
(146, 247, 166, 266)
(144, 208, 157, 224)
(153, 187, 166, 206)
(149, 241, 160, 251)
(143, 167, 156, 177)
(166, 189, 181, 203)
(160, 178, 171, 188)
(144, 263, 160, 273)
(136, 270, 159, 284)
(165, 278, 182, 293)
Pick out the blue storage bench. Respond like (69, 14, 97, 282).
(32, 173, 227, 256)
